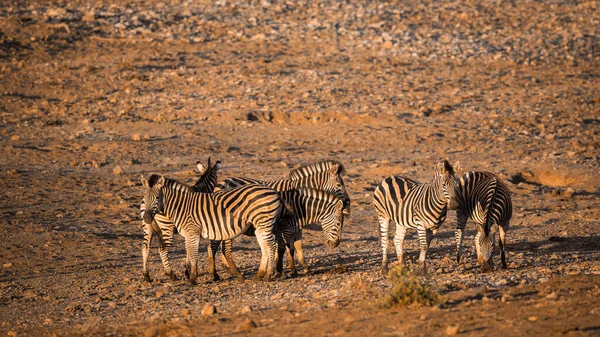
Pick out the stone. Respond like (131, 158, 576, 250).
(563, 187, 575, 198)
(446, 324, 460, 335)
(132, 133, 142, 141)
(238, 318, 257, 331)
(10, 135, 21, 141)
(528, 316, 537, 322)
(201, 303, 216, 316)
(240, 305, 253, 314)
(113, 166, 123, 175)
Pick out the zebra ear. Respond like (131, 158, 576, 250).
(156, 176, 165, 188)
(214, 159, 222, 170)
(454, 161, 461, 174)
(196, 161, 207, 174)
(141, 175, 149, 188)
(436, 162, 445, 175)
(329, 162, 342, 175)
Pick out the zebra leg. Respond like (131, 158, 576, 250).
(156, 225, 178, 281)
(293, 231, 310, 274)
(393, 225, 407, 269)
(221, 239, 243, 279)
(286, 238, 298, 277)
(475, 231, 483, 265)
(207, 240, 221, 282)
(254, 229, 276, 281)
(184, 235, 200, 285)
(379, 216, 391, 276)
(416, 226, 429, 274)
(275, 232, 287, 278)
(499, 223, 508, 269)
(455, 212, 468, 264)
(142, 223, 153, 282)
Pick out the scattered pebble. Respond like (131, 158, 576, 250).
(201, 304, 216, 316)
(238, 318, 257, 331)
(446, 324, 460, 335)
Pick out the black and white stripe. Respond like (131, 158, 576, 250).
(219, 188, 345, 278)
(373, 160, 458, 275)
(451, 171, 512, 272)
(140, 158, 221, 282)
(218, 160, 350, 209)
(141, 175, 282, 283)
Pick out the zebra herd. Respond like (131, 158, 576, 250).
(139, 159, 512, 284)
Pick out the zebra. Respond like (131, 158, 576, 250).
(214, 160, 350, 275)
(140, 158, 221, 282)
(217, 187, 345, 278)
(373, 160, 458, 275)
(451, 171, 513, 272)
(141, 175, 282, 283)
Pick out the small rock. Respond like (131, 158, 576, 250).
(7, 331, 16, 337)
(113, 166, 123, 175)
(10, 135, 21, 141)
(240, 305, 253, 314)
(419, 314, 427, 321)
(528, 316, 537, 322)
(563, 188, 574, 198)
(155, 291, 164, 299)
(181, 309, 189, 316)
(238, 318, 257, 331)
(551, 189, 560, 197)
(91, 160, 100, 168)
(3, 263, 13, 268)
(201, 303, 216, 316)
(382, 40, 393, 49)
(495, 279, 508, 286)
(545, 292, 557, 299)
(132, 133, 142, 141)
(446, 324, 460, 335)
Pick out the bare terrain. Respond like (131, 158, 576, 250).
(1, 0, 599, 335)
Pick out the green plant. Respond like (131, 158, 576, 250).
(380, 266, 442, 308)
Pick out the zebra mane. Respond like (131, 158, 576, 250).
(294, 187, 343, 205)
(150, 175, 195, 193)
(288, 160, 345, 180)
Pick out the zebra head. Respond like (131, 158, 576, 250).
(194, 158, 221, 192)
(478, 225, 497, 272)
(297, 188, 345, 249)
(140, 174, 165, 225)
(323, 162, 352, 213)
(322, 198, 344, 249)
(435, 160, 460, 209)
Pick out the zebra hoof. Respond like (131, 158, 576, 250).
(187, 278, 197, 286)
(168, 272, 179, 281)
(184, 269, 190, 280)
(143, 274, 153, 283)
(212, 273, 221, 282)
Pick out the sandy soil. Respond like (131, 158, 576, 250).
(1, 0, 599, 335)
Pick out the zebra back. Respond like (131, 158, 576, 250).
(287, 160, 345, 180)
(217, 164, 350, 210)
(373, 161, 456, 229)
(148, 177, 281, 240)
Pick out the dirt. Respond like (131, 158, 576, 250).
(1, 0, 599, 335)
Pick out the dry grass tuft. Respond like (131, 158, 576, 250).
(343, 272, 374, 293)
(380, 266, 442, 308)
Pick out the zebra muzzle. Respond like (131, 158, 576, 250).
(327, 239, 340, 249)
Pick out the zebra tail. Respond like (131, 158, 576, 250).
(483, 178, 499, 234)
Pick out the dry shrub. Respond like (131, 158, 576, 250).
(343, 272, 373, 292)
(380, 266, 442, 308)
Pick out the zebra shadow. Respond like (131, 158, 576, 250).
(509, 235, 600, 254)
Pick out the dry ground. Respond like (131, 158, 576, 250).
(1, 0, 599, 336)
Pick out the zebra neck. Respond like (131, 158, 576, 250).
(422, 180, 447, 208)
(162, 187, 202, 222)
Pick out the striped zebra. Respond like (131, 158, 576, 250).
(217, 187, 345, 278)
(220, 160, 350, 208)
(373, 160, 458, 275)
(140, 158, 221, 282)
(451, 171, 512, 272)
(141, 175, 282, 283)
(214, 160, 350, 275)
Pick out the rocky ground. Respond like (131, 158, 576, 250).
(1, 0, 599, 335)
